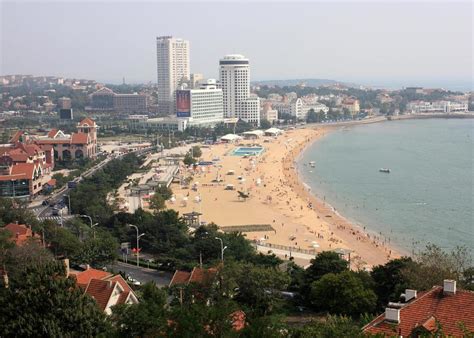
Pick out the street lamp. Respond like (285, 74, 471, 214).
(128, 224, 145, 267)
(79, 215, 98, 239)
(215, 237, 227, 262)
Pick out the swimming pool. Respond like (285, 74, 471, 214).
(231, 147, 265, 156)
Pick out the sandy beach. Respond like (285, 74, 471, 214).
(166, 125, 401, 269)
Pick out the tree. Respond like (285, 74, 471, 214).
(155, 185, 173, 200)
(222, 262, 290, 316)
(260, 119, 272, 129)
(0, 260, 109, 337)
(310, 271, 377, 317)
(77, 229, 118, 267)
(402, 244, 472, 291)
(371, 257, 413, 308)
(293, 315, 366, 338)
(183, 152, 195, 166)
(305, 251, 349, 285)
(191, 146, 202, 158)
(111, 282, 168, 337)
(306, 109, 319, 123)
(44, 224, 82, 259)
(149, 193, 166, 213)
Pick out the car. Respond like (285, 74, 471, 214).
(126, 276, 141, 286)
(42, 200, 50, 206)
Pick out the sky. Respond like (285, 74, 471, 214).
(1, 1, 472, 90)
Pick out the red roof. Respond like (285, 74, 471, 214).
(2, 223, 41, 246)
(84, 279, 116, 311)
(47, 129, 59, 138)
(79, 117, 95, 127)
(71, 267, 112, 288)
(9, 131, 24, 143)
(169, 270, 192, 286)
(10, 163, 36, 179)
(71, 132, 89, 144)
(46, 178, 56, 186)
(169, 267, 218, 287)
(363, 286, 474, 336)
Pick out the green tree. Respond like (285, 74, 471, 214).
(222, 262, 290, 316)
(293, 315, 365, 338)
(371, 257, 413, 308)
(44, 224, 82, 259)
(306, 109, 319, 123)
(77, 229, 118, 267)
(402, 244, 472, 291)
(183, 152, 195, 166)
(310, 271, 377, 316)
(0, 260, 109, 337)
(111, 282, 168, 337)
(304, 251, 349, 285)
(149, 193, 166, 213)
(191, 145, 202, 158)
(260, 119, 272, 129)
(155, 184, 173, 200)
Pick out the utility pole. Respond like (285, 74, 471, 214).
(128, 224, 145, 267)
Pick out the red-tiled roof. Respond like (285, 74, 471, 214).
(105, 274, 133, 293)
(46, 178, 56, 186)
(71, 268, 112, 288)
(363, 286, 474, 336)
(2, 223, 40, 246)
(11, 163, 35, 179)
(84, 279, 116, 311)
(169, 270, 191, 286)
(169, 267, 218, 287)
(9, 131, 24, 143)
(79, 117, 96, 127)
(47, 129, 59, 138)
(71, 132, 89, 144)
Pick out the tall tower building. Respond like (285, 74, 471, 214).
(156, 36, 190, 115)
(219, 54, 250, 119)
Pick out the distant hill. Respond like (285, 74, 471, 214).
(251, 78, 359, 88)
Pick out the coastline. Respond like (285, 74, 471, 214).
(282, 126, 402, 268)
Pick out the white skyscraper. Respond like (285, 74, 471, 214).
(219, 54, 251, 120)
(156, 36, 190, 115)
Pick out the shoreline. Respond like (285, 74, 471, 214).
(294, 126, 411, 258)
(282, 126, 402, 268)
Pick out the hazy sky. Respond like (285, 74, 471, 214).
(1, 1, 472, 89)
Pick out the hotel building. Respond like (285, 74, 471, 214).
(176, 79, 224, 127)
(156, 36, 190, 115)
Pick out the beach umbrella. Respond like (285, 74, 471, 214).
(194, 196, 201, 203)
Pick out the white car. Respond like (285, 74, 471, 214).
(127, 276, 141, 286)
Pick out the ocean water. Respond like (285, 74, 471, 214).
(298, 119, 474, 256)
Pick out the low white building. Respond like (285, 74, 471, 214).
(220, 134, 242, 143)
(302, 102, 329, 119)
(238, 97, 261, 126)
(260, 102, 278, 124)
(242, 130, 264, 139)
(407, 101, 468, 113)
(176, 79, 224, 127)
(264, 127, 283, 136)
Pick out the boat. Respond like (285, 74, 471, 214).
(379, 168, 391, 173)
(309, 161, 316, 168)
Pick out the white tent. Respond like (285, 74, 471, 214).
(242, 130, 264, 139)
(264, 128, 284, 136)
(220, 134, 242, 143)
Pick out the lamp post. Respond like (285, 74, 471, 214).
(79, 214, 98, 239)
(214, 237, 227, 263)
(128, 224, 145, 267)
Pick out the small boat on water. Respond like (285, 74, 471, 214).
(379, 168, 391, 173)
(309, 161, 316, 168)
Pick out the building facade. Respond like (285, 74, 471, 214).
(219, 54, 250, 120)
(407, 101, 468, 113)
(260, 102, 278, 124)
(156, 36, 190, 115)
(89, 88, 147, 113)
(238, 97, 260, 126)
(176, 79, 224, 127)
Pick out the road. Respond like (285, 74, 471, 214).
(31, 145, 157, 219)
(107, 261, 173, 287)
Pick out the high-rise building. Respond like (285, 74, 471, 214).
(219, 54, 250, 120)
(156, 36, 190, 115)
(190, 73, 204, 89)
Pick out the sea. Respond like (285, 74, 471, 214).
(298, 118, 474, 257)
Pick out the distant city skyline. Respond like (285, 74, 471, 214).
(1, 1, 472, 91)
